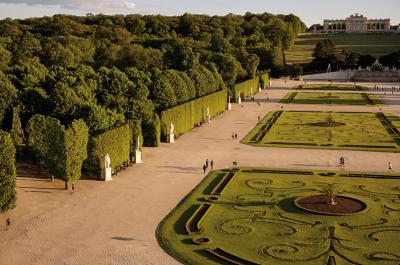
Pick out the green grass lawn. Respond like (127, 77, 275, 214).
(157, 167, 400, 265)
(281, 92, 381, 105)
(295, 84, 369, 91)
(241, 111, 400, 152)
(286, 33, 400, 65)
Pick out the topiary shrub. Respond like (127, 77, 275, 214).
(26, 115, 89, 188)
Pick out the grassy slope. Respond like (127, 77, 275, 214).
(157, 167, 400, 265)
(280, 92, 382, 105)
(241, 111, 400, 152)
(286, 33, 400, 64)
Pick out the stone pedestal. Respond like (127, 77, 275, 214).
(169, 133, 175, 143)
(206, 115, 211, 123)
(135, 150, 142, 163)
(227, 103, 232, 110)
(105, 168, 112, 181)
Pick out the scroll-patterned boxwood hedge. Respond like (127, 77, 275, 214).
(160, 89, 227, 142)
(84, 124, 131, 180)
(233, 77, 260, 102)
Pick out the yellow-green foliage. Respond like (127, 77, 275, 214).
(84, 124, 131, 180)
(26, 115, 89, 183)
(233, 77, 259, 102)
(0, 131, 16, 213)
(259, 73, 270, 88)
(160, 89, 227, 141)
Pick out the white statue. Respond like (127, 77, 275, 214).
(170, 122, 174, 134)
(228, 96, 231, 103)
(206, 107, 210, 117)
(136, 136, 140, 151)
(105, 153, 111, 169)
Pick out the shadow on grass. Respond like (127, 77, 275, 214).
(173, 205, 198, 236)
(278, 197, 307, 214)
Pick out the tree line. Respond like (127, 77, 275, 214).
(0, 12, 305, 213)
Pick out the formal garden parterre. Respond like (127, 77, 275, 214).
(241, 111, 400, 152)
(157, 167, 400, 265)
(281, 92, 381, 105)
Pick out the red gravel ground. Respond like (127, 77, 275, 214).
(296, 195, 366, 215)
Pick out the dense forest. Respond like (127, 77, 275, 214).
(0, 12, 305, 137)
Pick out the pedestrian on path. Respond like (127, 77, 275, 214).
(388, 162, 393, 172)
(71, 183, 75, 193)
(205, 159, 209, 169)
(232, 133, 235, 140)
(235, 133, 238, 139)
(210, 160, 214, 170)
(258, 116, 261, 122)
(203, 164, 206, 174)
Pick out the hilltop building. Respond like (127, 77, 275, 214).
(322, 14, 391, 33)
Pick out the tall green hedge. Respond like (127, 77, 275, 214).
(0, 131, 16, 213)
(83, 123, 131, 180)
(259, 72, 270, 89)
(64, 120, 89, 184)
(233, 77, 260, 102)
(143, 113, 161, 147)
(26, 115, 89, 187)
(160, 89, 227, 141)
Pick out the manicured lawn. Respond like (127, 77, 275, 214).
(241, 111, 400, 152)
(157, 167, 400, 265)
(286, 33, 400, 64)
(295, 84, 369, 91)
(281, 92, 381, 105)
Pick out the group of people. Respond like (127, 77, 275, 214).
(374, 85, 400, 95)
(231, 133, 238, 140)
(340, 156, 393, 172)
(202, 159, 214, 173)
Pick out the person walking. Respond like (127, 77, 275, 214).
(210, 160, 214, 170)
(203, 164, 206, 174)
(388, 162, 393, 172)
(235, 133, 238, 139)
(205, 159, 209, 169)
(258, 116, 261, 122)
(232, 133, 235, 140)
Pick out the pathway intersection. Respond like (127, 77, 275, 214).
(0, 80, 399, 265)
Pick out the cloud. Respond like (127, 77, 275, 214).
(0, 0, 136, 10)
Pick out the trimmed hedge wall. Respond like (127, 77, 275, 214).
(83, 124, 131, 180)
(259, 72, 270, 89)
(233, 77, 260, 102)
(160, 89, 227, 142)
(0, 131, 16, 213)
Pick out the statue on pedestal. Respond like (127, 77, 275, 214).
(136, 136, 140, 151)
(170, 122, 174, 135)
(104, 153, 112, 181)
(105, 153, 111, 169)
(206, 107, 210, 117)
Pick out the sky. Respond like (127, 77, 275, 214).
(0, 0, 399, 27)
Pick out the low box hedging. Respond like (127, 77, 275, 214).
(160, 89, 227, 141)
(83, 123, 131, 180)
(233, 77, 260, 102)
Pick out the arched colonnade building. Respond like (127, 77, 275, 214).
(323, 14, 391, 33)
